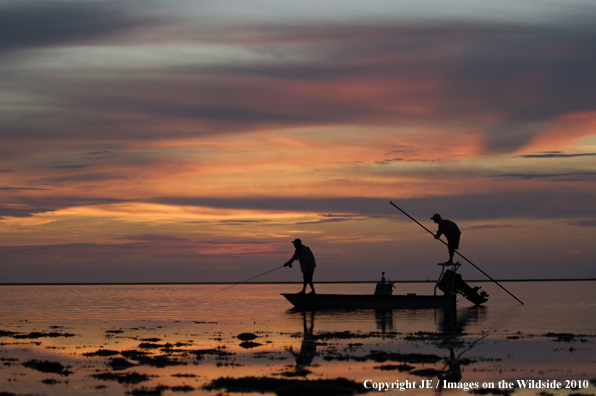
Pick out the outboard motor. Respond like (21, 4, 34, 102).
(374, 272, 395, 295)
(437, 266, 489, 305)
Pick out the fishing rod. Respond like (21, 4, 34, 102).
(389, 201, 524, 305)
(210, 265, 285, 295)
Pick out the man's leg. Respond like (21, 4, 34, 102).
(447, 235, 459, 264)
(300, 277, 307, 293)
(308, 280, 315, 294)
(304, 268, 315, 294)
(299, 271, 309, 293)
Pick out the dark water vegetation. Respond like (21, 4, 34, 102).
(0, 282, 595, 395)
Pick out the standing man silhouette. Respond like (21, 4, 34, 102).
(431, 214, 461, 264)
(284, 239, 316, 294)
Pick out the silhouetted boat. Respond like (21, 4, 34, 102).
(281, 292, 456, 310)
(281, 263, 488, 310)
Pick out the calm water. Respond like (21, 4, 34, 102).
(1, 281, 595, 396)
(1, 281, 595, 332)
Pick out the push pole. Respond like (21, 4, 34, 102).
(389, 201, 524, 305)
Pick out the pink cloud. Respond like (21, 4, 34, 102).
(521, 111, 596, 152)
(466, 224, 534, 231)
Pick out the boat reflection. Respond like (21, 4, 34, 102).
(285, 305, 486, 334)
(284, 305, 488, 384)
(375, 309, 394, 333)
(437, 305, 487, 336)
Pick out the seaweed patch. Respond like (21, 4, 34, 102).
(23, 359, 73, 376)
(204, 376, 369, 396)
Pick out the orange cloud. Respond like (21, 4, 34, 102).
(521, 111, 596, 152)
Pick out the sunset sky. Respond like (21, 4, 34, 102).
(2, 0, 596, 283)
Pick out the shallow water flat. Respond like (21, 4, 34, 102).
(0, 281, 595, 396)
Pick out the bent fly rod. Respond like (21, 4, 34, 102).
(389, 201, 524, 305)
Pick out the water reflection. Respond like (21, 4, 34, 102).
(434, 307, 488, 392)
(437, 305, 487, 336)
(285, 310, 317, 375)
(284, 306, 489, 387)
(375, 310, 394, 333)
(437, 348, 462, 384)
(285, 305, 487, 335)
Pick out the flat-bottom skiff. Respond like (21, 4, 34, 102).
(281, 292, 456, 310)
(281, 263, 488, 310)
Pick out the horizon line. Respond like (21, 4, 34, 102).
(0, 278, 594, 286)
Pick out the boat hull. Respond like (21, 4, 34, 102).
(281, 293, 456, 310)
